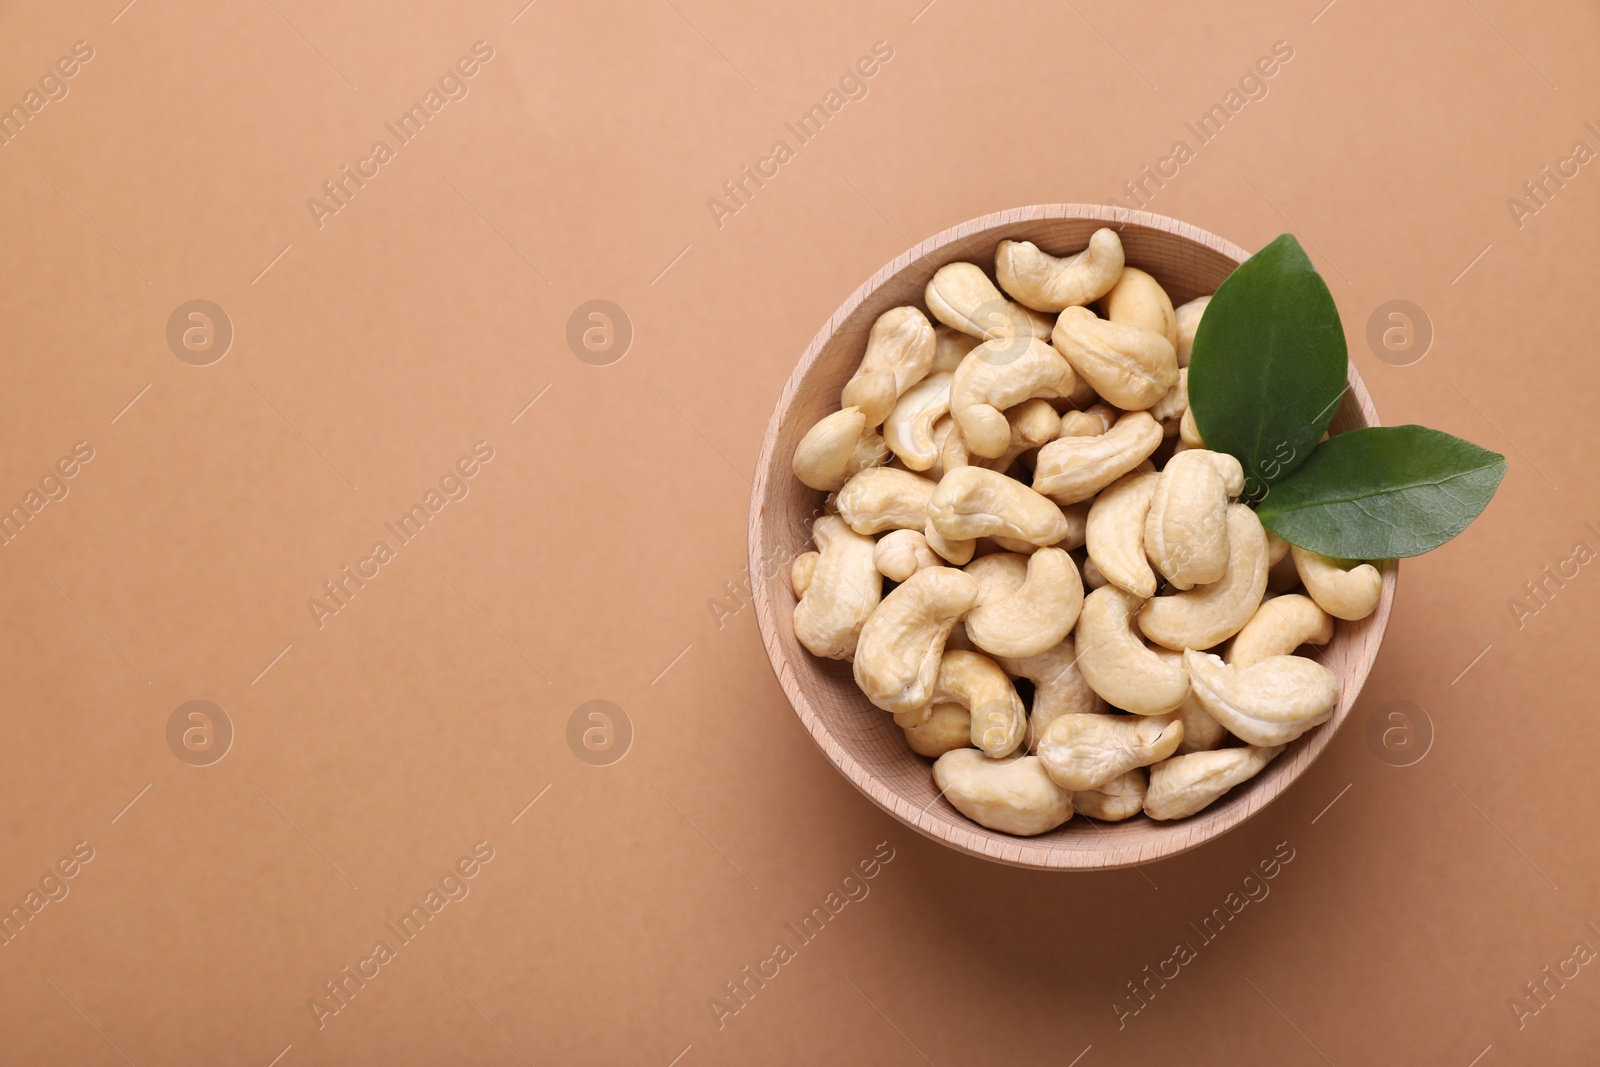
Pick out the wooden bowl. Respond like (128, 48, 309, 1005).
(748, 205, 1397, 870)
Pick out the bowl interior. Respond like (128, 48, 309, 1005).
(749, 205, 1395, 869)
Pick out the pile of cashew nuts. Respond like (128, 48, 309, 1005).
(789, 229, 1384, 836)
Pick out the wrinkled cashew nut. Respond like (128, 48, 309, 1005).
(999, 636, 1108, 753)
(1037, 712, 1183, 791)
(931, 750, 1072, 836)
(793, 516, 881, 660)
(1184, 650, 1340, 747)
(1101, 266, 1178, 348)
(934, 649, 1027, 758)
(1074, 585, 1190, 715)
(1173, 294, 1210, 368)
(1139, 504, 1269, 651)
(1086, 470, 1159, 598)
(929, 466, 1072, 547)
(836, 467, 937, 535)
(949, 337, 1076, 458)
(1228, 593, 1333, 669)
(1144, 745, 1283, 821)
(1145, 449, 1231, 590)
(1051, 306, 1179, 412)
(925, 262, 1054, 343)
(1291, 545, 1383, 621)
(902, 702, 971, 758)
(840, 306, 937, 427)
(792, 406, 889, 491)
(873, 528, 942, 582)
(1071, 768, 1147, 822)
(994, 229, 1126, 313)
(853, 567, 978, 714)
(883, 372, 953, 472)
(1032, 411, 1164, 505)
(963, 547, 1083, 659)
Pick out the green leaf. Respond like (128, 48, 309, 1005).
(1188, 234, 1349, 501)
(1256, 426, 1506, 559)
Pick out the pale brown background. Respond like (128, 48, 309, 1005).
(1, 1, 1597, 1064)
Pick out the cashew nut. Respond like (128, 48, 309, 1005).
(1173, 294, 1210, 368)
(793, 516, 882, 660)
(792, 406, 889, 491)
(853, 567, 978, 714)
(931, 325, 981, 374)
(929, 466, 1071, 546)
(1058, 402, 1116, 438)
(949, 337, 1077, 458)
(998, 636, 1109, 752)
(1145, 449, 1231, 590)
(1081, 555, 1110, 590)
(1228, 594, 1334, 669)
(993, 229, 1125, 312)
(1032, 411, 1163, 504)
(902, 702, 972, 758)
(873, 528, 942, 582)
(1291, 545, 1383, 621)
(980, 398, 1061, 473)
(1101, 266, 1178, 348)
(791, 551, 819, 597)
(1150, 646, 1229, 754)
(1148, 367, 1188, 435)
(962, 547, 1083, 659)
(840, 306, 937, 427)
(925, 262, 1054, 343)
(1144, 744, 1283, 821)
(1178, 407, 1204, 448)
(1071, 768, 1148, 822)
(883, 372, 953, 472)
(1085, 470, 1159, 598)
(1264, 529, 1290, 566)
(1209, 451, 1245, 497)
(923, 520, 976, 566)
(1051, 306, 1179, 412)
(1074, 586, 1190, 715)
(836, 467, 937, 535)
(931, 750, 1072, 836)
(1184, 650, 1339, 747)
(935, 649, 1027, 758)
(1037, 712, 1183, 791)
(1139, 504, 1269, 651)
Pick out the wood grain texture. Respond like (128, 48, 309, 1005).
(748, 205, 1396, 871)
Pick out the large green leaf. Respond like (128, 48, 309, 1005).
(1256, 425, 1506, 559)
(1188, 234, 1349, 502)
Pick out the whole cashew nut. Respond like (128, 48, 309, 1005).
(791, 551, 819, 597)
(963, 547, 1083, 659)
(929, 466, 1072, 546)
(853, 567, 978, 714)
(925, 262, 1054, 343)
(793, 516, 882, 660)
(883, 372, 953, 472)
(1228, 593, 1334, 669)
(1184, 650, 1340, 746)
(998, 636, 1109, 752)
(1101, 266, 1178, 348)
(792, 406, 890, 491)
(1037, 712, 1184, 791)
(949, 337, 1077, 458)
(873, 528, 943, 582)
(1051, 306, 1179, 411)
(1071, 768, 1148, 822)
(840, 306, 937, 427)
(1139, 504, 1269, 651)
(994, 229, 1125, 312)
(1173, 294, 1211, 368)
(836, 467, 937, 535)
(935, 649, 1027, 758)
(1032, 411, 1164, 504)
(1145, 449, 1232, 590)
(1086, 469, 1160, 598)
(931, 750, 1072, 836)
(1144, 744, 1283, 821)
(1291, 545, 1383, 621)
(1074, 585, 1190, 715)
(902, 702, 972, 758)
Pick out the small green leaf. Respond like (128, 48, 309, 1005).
(1256, 425, 1506, 559)
(1188, 234, 1349, 501)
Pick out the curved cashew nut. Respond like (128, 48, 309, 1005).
(793, 516, 882, 660)
(994, 229, 1125, 312)
(836, 467, 936, 535)
(962, 547, 1083, 659)
(1086, 470, 1159, 598)
(1071, 768, 1148, 822)
(1185, 650, 1339, 746)
(902, 702, 972, 758)
(949, 337, 1077, 458)
(1228, 593, 1333, 669)
(1037, 712, 1183, 791)
(925, 262, 1054, 342)
(853, 567, 978, 714)
(882, 372, 953, 471)
(1074, 585, 1190, 714)
(929, 466, 1071, 546)
(1150, 646, 1230, 754)
(792, 407, 889, 491)
(1144, 744, 1283, 821)
(1101, 266, 1178, 347)
(840, 306, 937, 427)
(1173, 294, 1211, 368)
(1146, 449, 1231, 590)
(931, 325, 981, 374)
(873, 528, 942, 582)
(1032, 411, 1163, 504)
(791, 551, 819, 597)
(931, 750, 1072, 836)
(1051, 306, 1179, 412)
(1291, 545, 1382, 621)
(1139, 504, 1269, 651)
(998, 636, 1108, 753)
(934, 649, 1027, 758)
